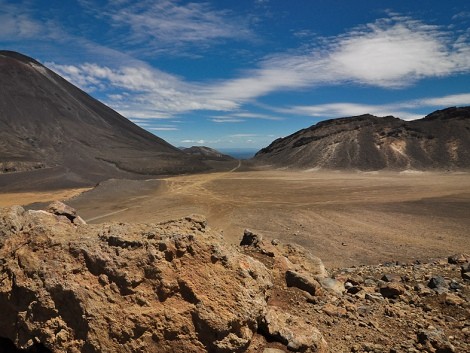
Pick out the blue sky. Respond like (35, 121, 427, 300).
(1, 0, 470, 150)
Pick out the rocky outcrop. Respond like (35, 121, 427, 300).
(1, 204, 468, 352)
(0, 204, 274, 352)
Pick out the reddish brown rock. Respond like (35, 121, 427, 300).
(261, 306, 327, 352)
(380, 283, 406, 298)
(0, 206, 272, 353)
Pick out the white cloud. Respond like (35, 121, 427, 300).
(232, 112, 284, 120)
(211, 118, 245, 123)
(230, 134, 258, 137)
(326, 17, 470, 87)
(209, 112, 283, 123)
(47, 61, 235, 119)
(281, 92, 470, 121)
(284, 103, 423, 121)
(149, 127, 179, 131)
(81, 0, 253, 55)
(42, 14, 470, 122)
(207, 15, 470, 102)
(414, 93, 470, 107)
(0, 1, 58, 40)
(181, 139, 205, 144)
(452, 11, 470, 20)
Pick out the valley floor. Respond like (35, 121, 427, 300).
(2, 164, 470, 267)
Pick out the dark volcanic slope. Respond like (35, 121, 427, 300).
(254, 107, 470, 171)
(182, 146, 235, 161)
(0, 51, 205, 189)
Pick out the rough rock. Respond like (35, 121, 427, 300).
(277, 243, 327, 278)
(2, 203, 469, 353)
(261, 306, 327, 352)
(0, 205, 272, 352)
(240, 229, 263, 247)
(417, 327, 455, 352)
(428, 276, 447, 290)
(285, 270, 321, 296)
(461, 263, 470, 280)
(317, 277, 345, 296)
(448, 254, 469, 264)
(46, 201, 86, 225)
(380, 273, 401, 282)
(380, 282, 406, 298)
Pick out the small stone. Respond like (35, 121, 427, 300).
(240, 229, 262, 246)
(417, 328, 455, 353)
(261, 306, 327, 352)
(322, 303, 347, 317)
(346, 275, 363, 286)
(73, 215, 87, 225)
(347, 286, 361, 295)
(365, 293, 384, 302)
(461, 263, 470, 280)
(363, 278, 376, 287)
(428, 276, 446, 289)
(381, 273, 401, 282)
(285, 270, 321, 296)
(380, 282, 406, 298)
(448, 281, 462, 291)
(448, 254, 469, 264)
(46, 201, 78, 222)
(444, 293, 465, 306)
(318, 277, 345, 296)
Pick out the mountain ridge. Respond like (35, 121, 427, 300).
(181, 146, 235, 161)
(254, 107, 470, 171)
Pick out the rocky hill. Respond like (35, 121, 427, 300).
(182, 146, 235, 161)
(254, 107, 470, 171)
(0, 51, 206, 190)
(0, 203, 468, 352)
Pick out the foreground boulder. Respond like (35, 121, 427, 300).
(261, 306, 327, 352)
(0, 205, 273, 352)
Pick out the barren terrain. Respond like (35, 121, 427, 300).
(2, 162, 467, 268)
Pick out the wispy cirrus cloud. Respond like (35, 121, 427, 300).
(79, 0, 254, 55)
(0, 0, 57, 40)
(209, 112, 284, 123)
(149, 127, 179, 131)
(211, 117, 245, 123)
(230, 134, 258, 138)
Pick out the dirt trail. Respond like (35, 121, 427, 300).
(165, 159, 241, 194)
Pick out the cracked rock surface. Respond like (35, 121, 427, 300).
(0, 204, 275, 352)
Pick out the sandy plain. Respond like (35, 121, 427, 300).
(2, 161, 469, 267)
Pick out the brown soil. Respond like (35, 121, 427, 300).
(2, 164, 469, 268)
(0, 188, 90, 208)
(61, 165, 470, 268)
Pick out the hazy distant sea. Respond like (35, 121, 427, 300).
(218, 148, 258, 159)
